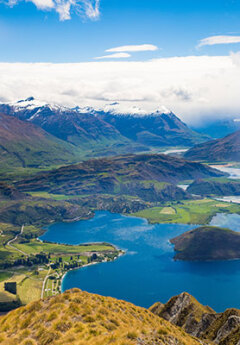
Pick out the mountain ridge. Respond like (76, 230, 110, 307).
(184, 130, 240, 162)
(15, 153, 225, 202)
(0, 288, 206, 345)
(0, 98, 208, 150)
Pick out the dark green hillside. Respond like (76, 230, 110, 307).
(0, 182, 27, 200)
(187, 179, 240, 196)
(171, 226, 240, 261)
(184, 130, 240, 162)
(0, 113, 84, 170)
(15, 153, 225, 202)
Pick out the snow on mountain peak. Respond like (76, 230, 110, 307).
(1, 98, 172, 118)
(96, 103, 172, 117)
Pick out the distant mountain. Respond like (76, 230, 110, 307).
(0, 98, 139, 157)
(15, 153, 225, 203)
(191, 118, 240, 138)
(184, 130, 240, 162)
(0, 98, 207, 152)
(96, 104, 207, 147)
(0, 113, 85, 169)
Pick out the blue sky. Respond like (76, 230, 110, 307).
(1, 0, 240, 124)
(1, 0, 240, 62)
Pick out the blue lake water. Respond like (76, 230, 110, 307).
(40, 211, 240, 312)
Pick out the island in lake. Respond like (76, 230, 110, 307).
(171, 226, 240, 261)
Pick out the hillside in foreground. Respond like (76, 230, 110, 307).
(0, 289, 203, 345)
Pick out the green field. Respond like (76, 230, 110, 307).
(132, 198, 240, 225)
(0, 271, 13, 282)
(14, 240, 115, 255)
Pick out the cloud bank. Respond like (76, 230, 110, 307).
(198, 35, 240, 47)
(1, 54, 240, 124)
(5, 0, 100, 21)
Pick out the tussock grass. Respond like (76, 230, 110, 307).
(0, 288, 203, 345)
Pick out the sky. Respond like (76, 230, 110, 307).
(1, 0, 240, 123)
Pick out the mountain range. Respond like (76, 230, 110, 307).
(191, 118, 240, 138)
(0, 98, 207, 158)
(184, 130, 240, 162)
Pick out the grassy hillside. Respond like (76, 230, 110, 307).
(0, 289, 205, 345)
(0, 113, 85, 171)
(15, 154, 225, 204)
(186, 179, 240, 196)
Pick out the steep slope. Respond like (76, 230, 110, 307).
(150, 292, 214, 335)
(98, 108, 207, 147)
(0, 98, 207, 152)
(187, 179, 240, 196)
(150, 292, 240, 345)
(15, 154, 225, 202)
(0, 113, 84, 169)
(170, 226, 240, 261)
(0, 99, 147, 155)
(0, 289, 204, 345)
(184, 130, 240, 162)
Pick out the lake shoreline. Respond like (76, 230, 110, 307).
(60, 250, 125, 293)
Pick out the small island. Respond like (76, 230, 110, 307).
(170, 226, 240, 261)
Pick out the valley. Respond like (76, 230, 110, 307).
(0, 99, 239, 344)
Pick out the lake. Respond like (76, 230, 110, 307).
(41, 211, 240, 312)
(210, 165, 240, 179)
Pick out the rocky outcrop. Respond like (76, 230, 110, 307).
(150, 292, 240, 345)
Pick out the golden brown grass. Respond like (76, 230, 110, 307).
(0, 289, 204, 345)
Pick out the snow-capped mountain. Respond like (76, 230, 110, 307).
(0, 98, 207, 149)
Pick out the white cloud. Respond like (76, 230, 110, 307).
(29, 0, 54, 10)
(4, 0, 100, 21)
(106, 44, 158, 53)
(198, 35, 240, 47)
(94, 53, 131, 60)
(1, 54, 240, 125)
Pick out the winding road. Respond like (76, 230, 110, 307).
(6, 225, 28, 256)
